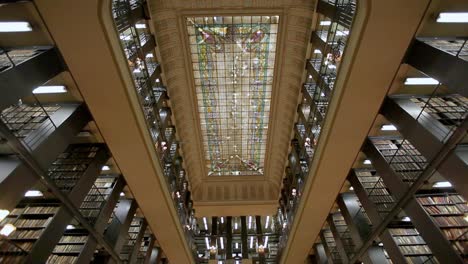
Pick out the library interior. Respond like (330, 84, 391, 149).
(0, 0, 467, 263)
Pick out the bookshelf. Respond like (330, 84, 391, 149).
(47, 228, 88, 264)
(354, 169, 396, 218)
(79, 176, 118, 224)
(328, 212, 354, 260)
(0, 104, 60, 141)
(320, 229, 343, 264)
(48, 144, 108, 194)
(387, 226, 438, 264)
(370, 138, 427, 184)
(0, 200, 60, 262)
(416, 192, 468, 261)
(409, 95, 467, 129)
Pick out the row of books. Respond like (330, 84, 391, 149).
(58, 236, 87, 244)
(432, 216, 467, 227)
(399, 245, 432, 255)
(393, 235, 426, 245)
(421, 205, 465, 215)
(53, 244, 84, 253)
(46, 255, 78, 263)
(2, 217, 53, 228)
(23, 206, 59, 215)
(10, 229, 43, 240)
(417, 195, 467, 205)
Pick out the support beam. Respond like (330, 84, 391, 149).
(405, 39, 468, 97)
(0, 47, 64, 110)
(34, 1, 195, 262)
(280, 0, 431, 262)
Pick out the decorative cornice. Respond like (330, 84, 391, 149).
(148, 0, 315, 205)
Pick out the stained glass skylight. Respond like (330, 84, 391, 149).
(186, 16, 279, 176)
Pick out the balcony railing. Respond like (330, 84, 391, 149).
(111, 0, 198, 258)
(275, 0, 357, 258)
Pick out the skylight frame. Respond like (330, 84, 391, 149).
(185, 15, 280, 177)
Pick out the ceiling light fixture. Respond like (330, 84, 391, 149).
(314, 49, 322, 54)
(25, 190, 43, 197)
(0, 209, 9, 222)
(102, 165, 110, 171)
(336, 30, 349, 36)
(0, 22, 32, 32)
(381, 124, 397, 131)
(436, 12, 468, 23)
(66, 225, 75, 230)
(135, 23, 147, 29)
(205, 237, 210, 249)
(319, 21, 332, 26)
(349, 186, 354, 191)
(33, 85, 67, 94)
(404, 77, 439, 85)
(402, 216, 411, 222)
(0, 224, 16, 236)
(363, 159, 372, 165)
(432, 181, 452, 188)
(250, 237, 254, 248)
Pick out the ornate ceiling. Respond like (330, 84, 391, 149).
(186, 15, 279, 177)
(148, 0, 315, 207)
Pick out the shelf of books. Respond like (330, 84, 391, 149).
(415, 192, 468, 261)
(46, 175, 125, 263)
(387, 224, 439, 264)
(328, 212, 355, 260)
(79, 175, 121, 225)
(320, 228, 343, 264)
(0, 196, 64, 262)
(46, 143, 110, 206)
(353, 168, 397, 219)
(47, 226, 88, 263)
(120, 217, 146, 262)
(135, 227, 155, 263)
(367, 137, 427, 186)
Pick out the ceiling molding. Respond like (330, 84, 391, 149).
(148, 0, 315, 206)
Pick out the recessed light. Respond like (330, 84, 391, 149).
(363, 159, 372, 165)
(314, 49, 322, 54)
(25, 190, 43, 197)
(320, 21, 332, 26)
(33, 85, 67, 94)
(0, 22, 32, 32)
(102, 165, 110, 171)
(0, 224, 16, 236)
(66, 225, 75, 230)
(404, 77, 439, 85)
(120, 192, 125, 197)
(436, 12, 468, 23)
(402, 216, 411, 222)
(381, 124, 397, 131)
(0, 209, 10, 222)
(135, 23, 147, 29)
(378, 242, 383, 247)
(336, 30, 349, 36)
(432, 181, 452, 188)
(349, 186, 354, 191)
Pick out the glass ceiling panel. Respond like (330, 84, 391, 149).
(186, 15, 279, 176)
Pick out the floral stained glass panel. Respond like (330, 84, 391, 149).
(186, 16, 279, 176)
